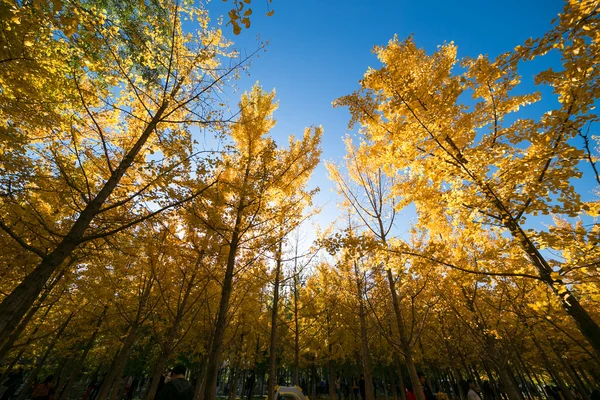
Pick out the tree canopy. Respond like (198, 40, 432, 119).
(0, 1, 598, 400)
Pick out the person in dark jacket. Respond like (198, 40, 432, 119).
(156, 365, 193, 400)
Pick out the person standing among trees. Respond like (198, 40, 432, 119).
(156, 366, 193, 400)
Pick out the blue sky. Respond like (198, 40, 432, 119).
(204, 0, 590, 243)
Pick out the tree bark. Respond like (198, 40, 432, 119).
(96, 324, 139, 400)
(549, 345, 589, 400)
(145, 313, 189, 400)
(328, 358, 336, 400)
(384, 269, 423, 400)
(389, 367, 398, 400)
(495, 363, 523, 400)
(228, 364, 240, 400)
(293, 250, 301, 387)
(0, 296, 57, 385)
(203, 216, 242, 400)
(482, 359, 500, 400)
(193, 357, 208, 400)
(355, 262, 374, 400)
(59, 306, 107, 400)
(531, 335, 574, 400)
(452, 368, 465, 400)
(268, 239, 283, 400)
(0, 272, 64, 363)
(394, 355, 407, 400)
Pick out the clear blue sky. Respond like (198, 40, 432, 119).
(205, 0, 585, 242)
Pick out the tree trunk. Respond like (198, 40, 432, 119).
(203, 224, 242, 400)
(228, 365, 240, 400)
(510, 363, 531, 400)
(452, 368, 465, 400)
(355, 263, 374, 400)
(55, 355, 73, 395)
(384, 269, 423, 400)
(268, 239, 283, 400)
(193, 357, 208, 400)
(0, 297, 57, 384)
(328, 359, 336, 400)
(531, 370, 550, 400)
(0, 273, 64, 363)
(512, 350, 538, 398)
(145, 316, 187, 400)
(495, 363, 523, 400)
(404, 353, 423, 400)
(311, 361, 317, 397)
(531, 335, 574, 400)
(293, 254, 301, 387)
(389, 367, 398, 400)
(482, 359, 499, 400)
(382, 370, 389, 400)
(394, 356, 406, 400)
(0, 103, 169, 344)
(576, 366, 594, 391)
(110, 353, 130, 400)
(470, 365, 483, 394)
(549, 345, 589, 400)
(59, 306, 107, 400)
(96, 324, 139, 400)
(146, 356, 169, 400)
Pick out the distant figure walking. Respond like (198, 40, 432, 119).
(156, 365, 193, 400)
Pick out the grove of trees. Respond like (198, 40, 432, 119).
(0, 1, 598, 400)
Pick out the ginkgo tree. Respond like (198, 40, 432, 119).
(334, 0, 600, 354)
(185, 85, 321, 400)
(2, 0, 600, 399)
(0, 0, 248, 346)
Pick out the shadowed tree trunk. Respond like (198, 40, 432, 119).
(532, 335, 574, 400)
(355, 261, 374, 400)
(59, 306, 107, 400)
(203, 217, 242, 400)
(395, 355, 407, 400)
(268, 238, 283, 400)
(0, 272, 64, 363)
